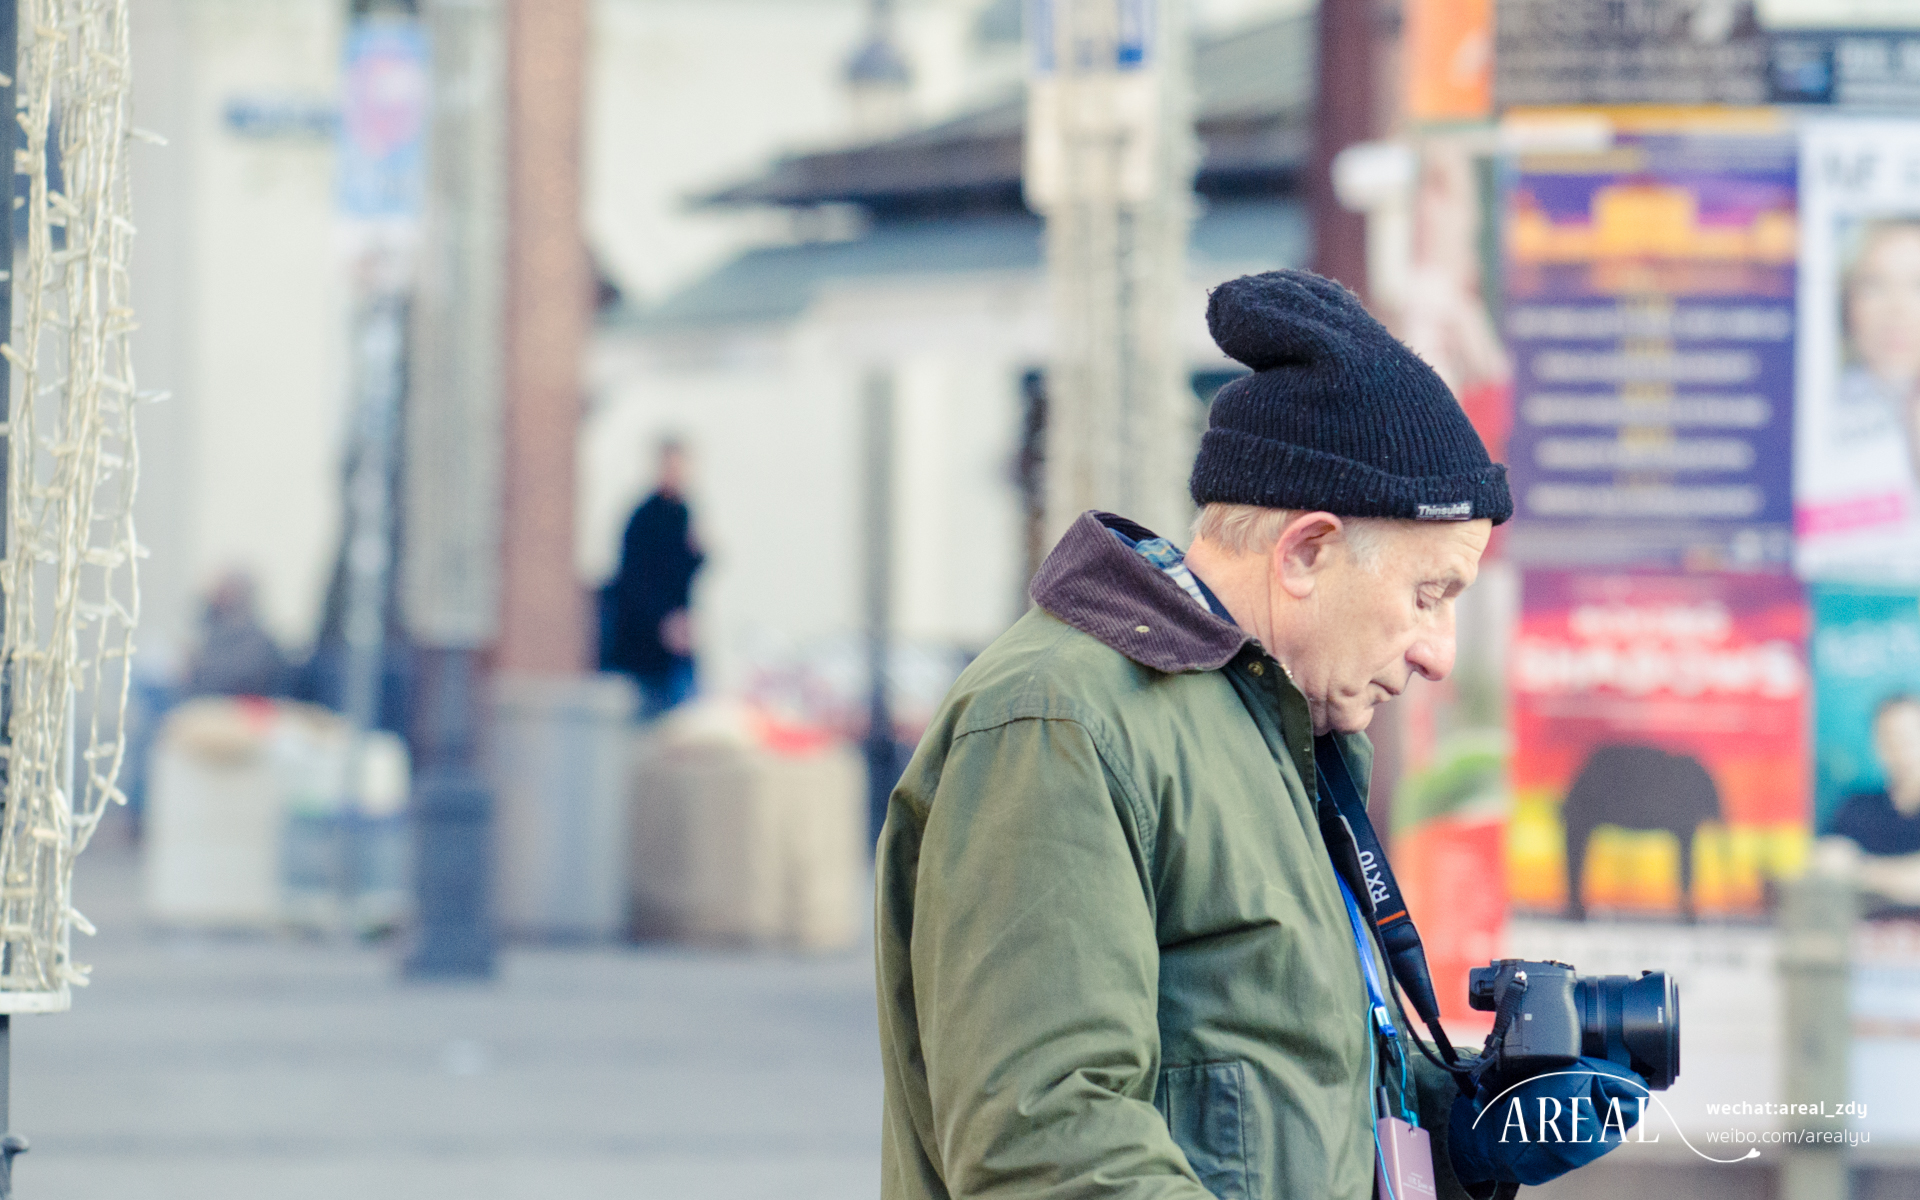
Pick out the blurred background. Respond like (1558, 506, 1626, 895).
(14, 0, 1920, 1197)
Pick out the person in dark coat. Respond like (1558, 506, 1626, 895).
(602, 439, 705, 718)
(1820, 694, 1920, 912)
(1829, 694, 1920, 857)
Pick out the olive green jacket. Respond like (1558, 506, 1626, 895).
(876, 512, 1476, 1200)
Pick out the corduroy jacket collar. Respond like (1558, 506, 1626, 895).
(1029, 511, 1254, 674)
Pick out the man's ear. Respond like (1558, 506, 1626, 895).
(1270, 511, 1343, 600)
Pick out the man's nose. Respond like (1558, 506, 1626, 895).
(1407, 626, 1456, 682)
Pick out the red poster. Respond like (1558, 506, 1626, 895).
(1398, 815, 1505, 1024)
(1509, 571, 1810, 920)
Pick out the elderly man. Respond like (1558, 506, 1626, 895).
(876, 272, 1641, 1200)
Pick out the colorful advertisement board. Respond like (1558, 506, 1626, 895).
(1795, 119, 1920, 582)
(1811, 585, 1920, 832)
(1509, 570, 1809, 920)
(1494, 0, 1769, 109)
(1502, 122, 1799, 568)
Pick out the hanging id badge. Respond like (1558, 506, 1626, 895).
(1375, 1113, 1438, 1200)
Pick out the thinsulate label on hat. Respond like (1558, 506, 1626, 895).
(1417, 501, 1474, 520)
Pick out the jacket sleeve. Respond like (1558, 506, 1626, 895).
(911, 715, 1216, 1199)
(1411, 1051, 1493, 1200)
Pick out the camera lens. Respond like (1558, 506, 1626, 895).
(1577, 970, 1680, 1090)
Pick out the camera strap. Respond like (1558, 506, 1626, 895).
(1314, 735, 1463, 1071)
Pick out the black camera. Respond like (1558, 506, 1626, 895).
(1466, 959, 1680, 1091)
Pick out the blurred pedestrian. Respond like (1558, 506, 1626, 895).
(602, 438, 705, 719)
(185, 571, 292, 699)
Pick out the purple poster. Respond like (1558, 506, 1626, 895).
(1502, 124, 1799, 569)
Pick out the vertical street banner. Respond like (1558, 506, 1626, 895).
(1811, 585, 1920, 836)
(1502, 119, 1799, 567)
(1509, 570, 1809, 921)
(338, 18, 430, 225)
(1405, 0, 1493, 124)
(1795, 119, 1920, 582)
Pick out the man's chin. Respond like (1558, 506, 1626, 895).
(1319, 704, 1377, 737)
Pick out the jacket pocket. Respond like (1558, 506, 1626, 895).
(1154, 1061, 1253, 1200)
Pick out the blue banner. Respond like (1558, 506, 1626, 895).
(1811, 584, 1920, 830)
(337, 19, 429, 222)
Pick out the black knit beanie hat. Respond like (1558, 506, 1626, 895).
(1188, 270, 1513, 524)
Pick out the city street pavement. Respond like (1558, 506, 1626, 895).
(11, 832, 881, 1199)
(30, 832, 1920, 1200)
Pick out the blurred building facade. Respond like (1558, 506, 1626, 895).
(585, 9, 1318, 724)
(129, 0, 350, 665)
(126, 0, 1043, 675)
(121, 0, 1312, 705)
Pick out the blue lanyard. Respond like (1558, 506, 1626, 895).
(1337, 873, 1399, 1045)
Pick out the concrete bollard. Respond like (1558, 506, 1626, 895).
(628, 704, 865, 951)
(490, 672, 639, 940)
(1777, 871, 1856, 1200)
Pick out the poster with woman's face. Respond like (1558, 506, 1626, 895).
(1797, 121, 1920, 582)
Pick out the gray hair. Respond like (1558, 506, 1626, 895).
(1190, 502, 1389, 571)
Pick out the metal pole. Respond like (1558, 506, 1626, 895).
(0, 0, 13, 516)
(339, 291, 404, 926)
(862, 369, 895, 845)
(0, 2, 28, 1192)
(337, 6, 429, 933)
(405, 646, 493, 977)
(403, 0, 505, 978)
(0, 1015, 21, 1198)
